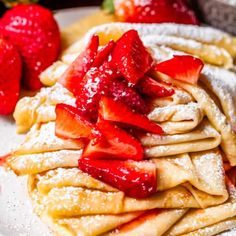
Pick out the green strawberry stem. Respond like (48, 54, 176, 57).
(101, 0, 115, 14)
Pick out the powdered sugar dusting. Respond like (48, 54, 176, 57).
(85, 22, 232, 44)
(202, 65, 236, 132)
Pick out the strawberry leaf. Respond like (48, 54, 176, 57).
(101, 0, 115, 14)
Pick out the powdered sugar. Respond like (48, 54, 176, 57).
(85, 22, 232, 44)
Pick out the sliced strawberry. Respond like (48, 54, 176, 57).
(78, 158, 157, 198)
(58, 35, 99, 95)
(138, 76, 175, 98)
(55, 103, 98, 140)
(83, 118, 144, 160)
(99, 97, 164, 135)
(111, 30, 154, 85)
(109, 79, 148, 113)
(155, 55, 204, 85)
(114, 209, 163, 233)
(92, 40, 115, 67)
(75, 66, 114, 121)
(0, 153, 12, 167)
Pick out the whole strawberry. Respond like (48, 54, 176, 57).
(0, 38, 22, 115)
(0, 4, 60, 90)
(112, 0, 199, 24)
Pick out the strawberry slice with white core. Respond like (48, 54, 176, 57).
(99, 97, 164, 135)
(155, 55, 204, 84)
(138, 76, 175, 98)
(83, 118, 144, 160)
(55, 103, 99, 140)
(111, 29, 154, 85)
(58, 35, 99, 95)
(78, 158, 157, 198)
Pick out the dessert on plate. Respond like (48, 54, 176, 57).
(4, 17, 236, 236)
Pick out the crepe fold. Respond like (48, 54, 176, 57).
(148, 102, 204, 134)
(82, 23, 236, 58)
(26, 169, 236, 236)
(154, 72, 236, 166)
(59, 23, 235, 66)
(166, 181, 236, 236)
(104, 181, 236, 236)
(16, 147, 224, 219)
(142, 119, 221, 157)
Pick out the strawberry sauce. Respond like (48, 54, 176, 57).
(0, 153, 11, 166)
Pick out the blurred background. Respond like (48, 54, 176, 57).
(0, 0, 102, 13)
(0, 0, 199, 13)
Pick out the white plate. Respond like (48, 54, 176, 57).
(0, 7, 97, 236)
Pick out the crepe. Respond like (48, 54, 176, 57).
(10, 137, 227, 212)
(13, 83, 75, 133)
(148, 102, 203, 134)
(82, 22, 236, 58)
(155, 72, 236, 166)
(142, 119, 221, 157)
(24, 149, 227, 234)
(166, 180, 236, 236)
(13, 122, 83, 155)
(8, 21, 236, 236)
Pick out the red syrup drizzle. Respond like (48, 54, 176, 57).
(0, 153, 11, 166)
(114, 209, 163, 233)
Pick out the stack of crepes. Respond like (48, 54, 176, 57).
(7, 22, 236, 236)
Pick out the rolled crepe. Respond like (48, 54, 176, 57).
(82, 22, 236, 58)
(167, 181, 236, 236)
(147, 44, 236, 135)
(23, 148, 227, 217)
(200, 65, 236, 133)
(156, 73, 236, 166)
(40, 61, 68, 87)
(62, 33, 233, 68)
(104, 209, 187, 236)
(28, 175, 143, 236)
(29, 172, 187, 236)
(142, 35, 233, 68)
(35, 168, 118, 195)
(27, 177, 236, 236)
(40, 181, 226, 217)
(40, 212, 142, 236)
(148, 102, 204, 134)
(151, 87, 194, 107)
(11, 134, 228, 207)
(7, 150, 82, 175)
(13, 83, 75, 133)
(39, 21, 236, 86)
(141, 119, 221, 157)
(14, 122, 83, 155)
